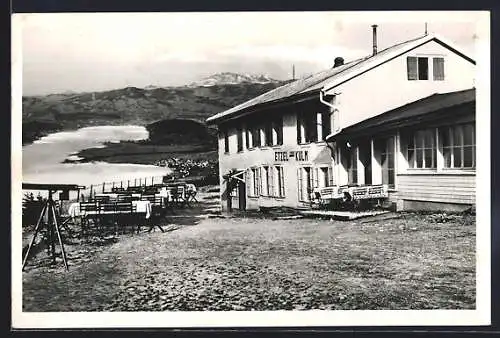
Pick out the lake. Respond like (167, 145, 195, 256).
(22, 125, 171, 198)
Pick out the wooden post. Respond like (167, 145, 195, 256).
(102, 182, 105, 193)
(90, 185, 93, 199)
(112, 181, 115, 189)
(134, 178, 137, 186)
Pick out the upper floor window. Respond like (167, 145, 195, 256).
(441, 123, 475, 169)
(408, 56, 445, 81)
(407, 56, 428, 80)
(264, 123, 273, 147)
(250, 124, 261, 148)
(297, 111, 331, 144)
(321, 111, 332, 140)
(236, 127, 243, 152)
(272, 116, 283, 146)
(433, 57, 445, 81)
(223, 129, 229, 154)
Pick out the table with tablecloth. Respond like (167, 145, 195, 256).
(68, 200, 152, 219)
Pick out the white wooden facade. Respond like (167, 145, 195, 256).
(207, 34, 476, 212)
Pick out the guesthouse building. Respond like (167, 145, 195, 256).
(206, 27, 476, 212)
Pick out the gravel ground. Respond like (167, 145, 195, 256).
(22, 189, 476, 311)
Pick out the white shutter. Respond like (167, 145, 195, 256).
(433, 57, 445, 81)
(407, 57, 418, 80)
(280, 167, 285, 197)
(297, 168, 303, 201)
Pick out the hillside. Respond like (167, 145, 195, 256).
(22, 79, 287, 145)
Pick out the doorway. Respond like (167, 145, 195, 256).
(238, 179, 246, 211)
(359, 142, 372, 185)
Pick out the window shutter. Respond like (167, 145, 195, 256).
(433, 57, 445, 81)
(246, 169, 251, 196)
(297, 168, 303, 201)
(407, 57, 418, 80)
(269, 167, 274, 197)
(280, 167, 285, 197)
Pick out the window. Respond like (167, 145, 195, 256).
(347, 148, 358, 184)
(321, 111, 332, 141)
(275, 166, 285, 197)
(245, 127, 250, 149)
(237, 127, 243, 152)
(375, 137, 395, 188)
(320, 167, 334, 187)
(407, 128, 436, 169)
(407, 56, 429, 80)
(297, 112, 318, 144)
(223, 129, 229, 153)
(250, 167, 260, 196)
(298, 167, 313, 202)
(441, 123, 475, 169)
(433, 57, 445, 81)
(251, 125, 261, 148)
(264, 122, 273, 147)
(260, 166, 274, 196)
(272, 117, 283, 146)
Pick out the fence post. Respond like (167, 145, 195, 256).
(90, 185, 93, 199)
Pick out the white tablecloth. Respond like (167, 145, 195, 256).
(156, 188, 172, 200)
(68, 201, 151, 219)
(133, 200, 152, 219)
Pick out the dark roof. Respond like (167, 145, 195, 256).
(326, 88, 476, 141)
(206, 34, 475, 125)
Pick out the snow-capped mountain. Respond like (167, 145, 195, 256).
(188, 72, 280, 87)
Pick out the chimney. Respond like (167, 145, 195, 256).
(333, 57, 344, 68)
(371, 24, 378, 55)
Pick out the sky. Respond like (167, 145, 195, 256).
(15, 11, 486, 96)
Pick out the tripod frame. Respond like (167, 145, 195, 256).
(22, 189, 68, 271)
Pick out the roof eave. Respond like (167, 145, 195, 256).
(206, 89, 320, 125)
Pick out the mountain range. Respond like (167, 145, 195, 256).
(22, 73, 288, 145)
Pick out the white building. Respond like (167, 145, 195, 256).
(206, 27, 476, 212)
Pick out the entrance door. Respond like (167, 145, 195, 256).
(238, 180, 246, 211)
(359, 142, 372, 185)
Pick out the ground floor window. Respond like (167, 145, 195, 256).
(248, 167, 260, 197)
(298, 167, 313, 202)
(275, 166, 285, 197)
(347, 147, 358, 184)
(260, 166, 274, 196)
(406, 128, 436, 169)
(441, 123, 475, 169)
(375, 136, 395, 189)
(321, 166, 334, 187)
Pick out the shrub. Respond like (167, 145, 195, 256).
(22, 193, 45, 228)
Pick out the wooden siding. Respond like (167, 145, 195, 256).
(396, 173, 475, 204)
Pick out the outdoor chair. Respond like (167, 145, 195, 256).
(113, 201, 138, 234)
(79, 201, 100, 235)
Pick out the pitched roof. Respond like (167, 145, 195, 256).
(325, 88, 476, 141)
(206, 33, 475, 125)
